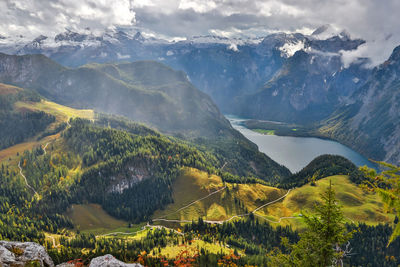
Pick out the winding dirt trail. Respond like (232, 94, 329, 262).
(158, 186, 227, 219)
(18, 160, 39, 197)
(100, 187, 294, 237)
(153, 188, 293, 225)
(97, 223, 184, 238)
(254, 214, 300, 223)
(43, 142, 50, 155)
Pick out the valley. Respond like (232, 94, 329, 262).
(0, 17, 399, 266)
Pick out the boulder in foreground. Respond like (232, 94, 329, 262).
(0, 241, 54, 267)
(89, 254, 143, 267)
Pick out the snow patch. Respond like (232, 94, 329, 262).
(117, 53, 130, 59)
(279, 40, 305, 57)
(227, 43, 239, 52)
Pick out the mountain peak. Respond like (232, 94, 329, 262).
(55, 30, 89, 43)
(312, 24, 332, 36)
(133, 32, 145, 42)
(311, 24, 342, 40)
(388, 45, 400, 62)
(33, 35, 48, 43)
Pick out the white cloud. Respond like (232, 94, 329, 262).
(178, 0, 217, 13)
(132, 0, 155, 8)
(117, 52, 131, 59)
(0, 0, 136, 38)
(133, 0, 400, 66)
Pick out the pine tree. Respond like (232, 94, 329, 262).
(269, 180, 352, 266)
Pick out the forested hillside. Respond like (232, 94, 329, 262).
(0, 83, 55, 149)
(0, 53, 231, 139)
(0, 112, 398, 265)
(0, 55, 290, 181)
(281, 155, 365, 188)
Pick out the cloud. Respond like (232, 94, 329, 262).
(0, 0, 135, 38)
(1, 0, 399, 66)
(132, 0, 400, 67)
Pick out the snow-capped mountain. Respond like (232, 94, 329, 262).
(0, 27, 367, 113)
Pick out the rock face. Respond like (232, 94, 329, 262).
(236, 36, 368, 123)
(0, 241, 54, 267)
(318, 45, 400, 164)
(55, 263, 75, 267)
(88, 254, 143, 267)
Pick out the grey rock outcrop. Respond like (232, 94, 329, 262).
(89, 254, 143, 267)
(0, 241, 54, 267)
(55, 263, 76, 267)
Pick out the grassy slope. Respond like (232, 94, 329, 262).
(151, 239, 236, 259)
(152, 171, 392, 231)
(61, 167, 284, 234)
(253, 129, 276, 135)
(261, 175, 394, 229)
(0, 99, 94, 165)
(65, 204, 127, 232)
(0, 83, 21, 95)
(15, 100, 94, 122)
(152, 167, 285, 223)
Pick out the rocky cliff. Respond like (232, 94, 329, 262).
(235, 35, 368, 123)
(318, 45, 400, 164)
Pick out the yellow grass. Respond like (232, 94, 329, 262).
(152, 167, 286, 223)
(0, 99, 94, 163)
(259, 175, 394, 229)
(0, 83, 21, 95)
(15, 100, 94, 122)
(152, 239, 234, 259)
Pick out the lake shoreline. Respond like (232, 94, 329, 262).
(243, 118, 332, 140)
(226, 115, 376, 173)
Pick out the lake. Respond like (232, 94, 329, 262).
(227, 115, 375, 173)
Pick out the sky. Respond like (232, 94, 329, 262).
(1, 0, 400, 66)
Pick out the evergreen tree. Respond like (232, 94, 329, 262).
(269, 180, 352, 267)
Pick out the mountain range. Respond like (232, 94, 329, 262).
(0, 54, 289, 181)
(2, 25, 399, 165)
(1, 24, 400, 266)
(0, 25, 366, 114)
